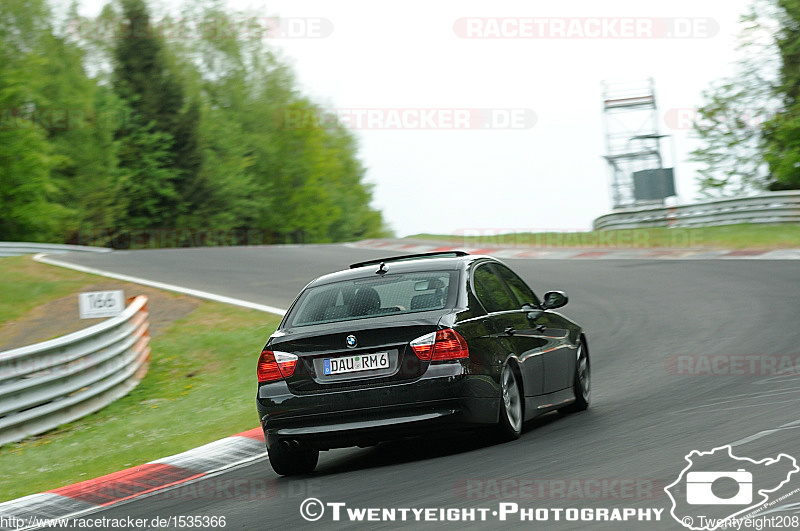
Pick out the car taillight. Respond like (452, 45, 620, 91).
(410, 329, 469, 361)
(257, 350, 298, 383)
(410, 332, 435, 360)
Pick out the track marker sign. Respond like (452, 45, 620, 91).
(79, 290, 125, 319)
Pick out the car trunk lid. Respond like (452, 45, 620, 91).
(268, 315, 443, 393)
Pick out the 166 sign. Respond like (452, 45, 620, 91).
(78, 290, 125, 319)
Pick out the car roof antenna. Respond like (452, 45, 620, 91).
(376, 262, 387, 275)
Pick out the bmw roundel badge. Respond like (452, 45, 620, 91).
(345, 335, 357, 348)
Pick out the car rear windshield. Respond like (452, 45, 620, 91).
(285, 271, 458, 328)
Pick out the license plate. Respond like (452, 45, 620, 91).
(323, 352, 390, 375)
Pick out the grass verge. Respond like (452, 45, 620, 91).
(0, 256, 112, 325)
(410, 224, 800, 249)
(0, 257, 281, 502)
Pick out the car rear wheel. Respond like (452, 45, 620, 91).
(268, 442, 319, 476)
(496, 362, 523, 441)
(560, 339, 590, 413)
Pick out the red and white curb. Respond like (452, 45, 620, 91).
(346, 239, 800, 260)
(0, 428, 265, 528)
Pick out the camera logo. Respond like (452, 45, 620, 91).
(686, 469, 752, 505)
(665, 445, 799, 530)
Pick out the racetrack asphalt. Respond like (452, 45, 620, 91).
(39, 244, 800, 530)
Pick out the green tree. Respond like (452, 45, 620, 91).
(691, 76, 773, 197)
(112, 0, 202, 227)
(763, 0, 800, 189)
(42, 15, 128, 238)
(176, 5, 388, 241)
(691, 0, 780, 196)
(0, 0, 69, 241)
(0, 127, 64, 241)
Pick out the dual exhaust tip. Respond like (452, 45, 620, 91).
(279, 439, 302, 450)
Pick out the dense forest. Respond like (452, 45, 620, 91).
(0, 0, 389, 247)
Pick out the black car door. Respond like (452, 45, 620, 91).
(490, 263, 574, 394)
(472, 263, 545, 397)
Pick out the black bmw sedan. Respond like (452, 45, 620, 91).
(256, 251, 590, 475)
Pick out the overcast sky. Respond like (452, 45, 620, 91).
(77, 0, 756, 236)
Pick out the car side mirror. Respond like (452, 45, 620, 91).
(541, 291, 568, 310)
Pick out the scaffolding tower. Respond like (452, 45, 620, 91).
(602, 78, 671, 209)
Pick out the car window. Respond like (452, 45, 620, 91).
(286, 271, 456, 327)
(491, 264, 540, 307)
(473, 264, 518, 313)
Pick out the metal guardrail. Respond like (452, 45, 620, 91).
(0, 242, 110, 258)
(0, 296, 150, 446)
(593, 191, 800, 230)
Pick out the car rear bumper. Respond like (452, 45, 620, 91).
(257, 362, 500, 450)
